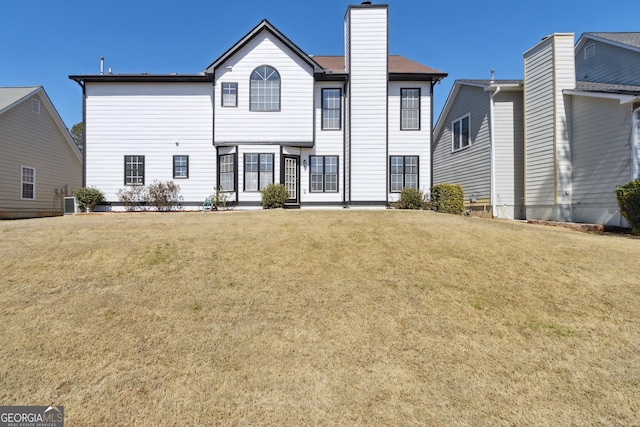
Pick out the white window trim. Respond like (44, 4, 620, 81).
(21, 166, 36, 200)
(451, 113, 472, 153)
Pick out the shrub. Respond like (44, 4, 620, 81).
(431, 183, 464, 214)
(615, 179, 640, 234)
(397, 187, 425, 209)
(147, 180, 182, 211)
(211, 186, 231, 211)
(117, 186, 148, 212)
(261, 184, 289, 209)
(74, 187, 104, 212)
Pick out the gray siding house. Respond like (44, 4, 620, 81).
(0, 87, 82, 219)
(433, 32, 640, 227)
(433, 79, 524, 219)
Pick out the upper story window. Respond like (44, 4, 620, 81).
(401, 88, 420, 130)
(222, 83, 238, 107)
(21, 166, 35, 199)
(452, 114, 471, 151)
(322, 89, 341, 130)
(250, 66, 280, 111)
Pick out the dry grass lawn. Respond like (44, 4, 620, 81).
(1, 210, 639, 426)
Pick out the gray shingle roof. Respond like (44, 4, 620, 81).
(312, 55, 446, 75)
(458, 79, 523, 86)
(584, 32, 640, 50)
(0, 87, 40, 113)
(575, 80, 640, 95)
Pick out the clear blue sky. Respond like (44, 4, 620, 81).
(2, 0, 638, 130)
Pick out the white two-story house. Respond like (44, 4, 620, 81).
(70, 2, 446, 210)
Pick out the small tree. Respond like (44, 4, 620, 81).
(70, 122, 83, 153)
(261, 184, 289, 209)
(431, 183, 464, 214)
(615, 179, 640, 234)
(74, 187, 104, 212)
(397, 187, 425, 209)
(147, 180, 182, 211)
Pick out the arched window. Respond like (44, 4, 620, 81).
(250, 66, 280, 111)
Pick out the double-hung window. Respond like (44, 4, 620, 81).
(21, 166, 35, 199)
(250, 66, 280, 111)
(390, 156, 418, 192)
(401, 88, 420, 130)
(452, 114, 471, 151)
(322, 89, 341, 130)
(310, 155, 338, 192)
(244, 153, 274, 191)
(173, 155, 189, 178)
(219, 153, 236, 192)
(124, 155, 145, 185)
(222, 83, 238, 107)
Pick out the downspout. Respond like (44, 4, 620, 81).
(430, 79, 435, 197)
(633, 107, 640, 180)
(488, 80, 500, 218)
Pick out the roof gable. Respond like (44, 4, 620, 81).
(0, 86, 82, 162)
(206, 20, 323, 74)
(0, 86, 41, 115)
(577, 32, 640, 54)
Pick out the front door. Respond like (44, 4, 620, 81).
(283, 155, 299, 205)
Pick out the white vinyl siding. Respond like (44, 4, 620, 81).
(493, 91, 525, 219)
(85, 82, 214, 205)
(214, 33, 314, 144)
(346, 5, 388, 202)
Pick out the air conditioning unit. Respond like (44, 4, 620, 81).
(64, 197, 78, 214)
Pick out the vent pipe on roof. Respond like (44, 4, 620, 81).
(100, 57, 104, 75)
(490, 68, 495, 84)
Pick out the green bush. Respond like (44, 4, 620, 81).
(431, 183, 464, 214)
(261, 184, 289, 209)
(74, 187, 104, 212)
(397, 187, 425, 209)
(615, 179, 640, 234)
(147, 180, 182, 211)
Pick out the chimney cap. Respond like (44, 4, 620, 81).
(361, 1, 372, 4)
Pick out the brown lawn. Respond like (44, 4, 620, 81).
(1, 210, 639, 426)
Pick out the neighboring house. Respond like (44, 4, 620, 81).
(433, 79, 524, 219)
(433, 32, 640, 227)
(69, 3, 446, 210)
(0, 87, 82, 219)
